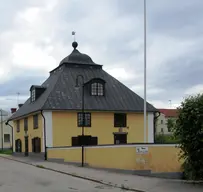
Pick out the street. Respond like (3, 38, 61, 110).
(0, 158, 125, 192)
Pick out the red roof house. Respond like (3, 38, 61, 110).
(158, 109, 178, 118)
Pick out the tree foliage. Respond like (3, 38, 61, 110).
(173, 94, 203, 180)
(167, 118, 175, 132)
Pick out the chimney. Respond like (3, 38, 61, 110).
(11, 108, 17, 114)
(18, 104, 23, 108)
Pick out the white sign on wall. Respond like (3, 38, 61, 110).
(136, 146, 148, 154)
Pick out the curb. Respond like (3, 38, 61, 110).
(0, 155, 145, 192)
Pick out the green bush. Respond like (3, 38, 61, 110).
(155, 134, 179, 144)
(174, 94, 203, 180)
(0, 149, 13, 155)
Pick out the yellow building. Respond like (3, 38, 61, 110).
(8, 41, 158, 158)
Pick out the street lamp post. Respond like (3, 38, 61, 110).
(75, 74, 85, 167)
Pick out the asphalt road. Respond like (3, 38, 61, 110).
(0, 157, 126, 192)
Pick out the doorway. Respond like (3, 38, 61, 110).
(32, 137, 41, 153)
(15, 139, 22, 152)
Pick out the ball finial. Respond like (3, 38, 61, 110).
(72, 41, 78, 49)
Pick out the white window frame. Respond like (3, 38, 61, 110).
(31, 89, 36, 102)
(91, 82, 104, 96)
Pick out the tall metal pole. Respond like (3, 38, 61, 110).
(144, 0, 147, 143)
(1, 109, 3, 150)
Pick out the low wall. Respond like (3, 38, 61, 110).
(47, 144, 183, 178)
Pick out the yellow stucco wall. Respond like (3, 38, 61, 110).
(52, 111, 148, 147)
(13, 113, 43, 152)
(48, 145, 182, 173)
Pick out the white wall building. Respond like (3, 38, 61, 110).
(156, 109, 178, 135)
(0, 108, 16, 150)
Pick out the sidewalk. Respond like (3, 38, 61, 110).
(1, 154, 203, 192)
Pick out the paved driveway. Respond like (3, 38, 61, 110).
(0, 158, 125, 192)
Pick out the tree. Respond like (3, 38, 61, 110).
(173, 94, 203, 180)
(167, 118, 175, 132)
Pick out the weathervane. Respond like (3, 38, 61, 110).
(72, 31, 76, 41)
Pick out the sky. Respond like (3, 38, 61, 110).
(0, 0, 203, 111)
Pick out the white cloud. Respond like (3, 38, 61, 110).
(106, 68, 136, 81)
(184, 84, 203, 95)
(12, 42, 56, 72)
(18, 7, 40, 23)
(0, 0, 202, 110)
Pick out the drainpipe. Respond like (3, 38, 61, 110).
(41, 110, 47, 161)
(5, 120, 13, 153)
(153, 111, 160, 143)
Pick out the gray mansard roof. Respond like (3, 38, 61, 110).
(10, 42, 157, 120)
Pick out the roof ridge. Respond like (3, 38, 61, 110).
(41, 69, 63, 110)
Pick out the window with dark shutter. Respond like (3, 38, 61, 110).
(77, 112, 91, 127)
(17, 120, 20, 132)
(114, 134, 127, 144)
(33, 114, 38, 129)
(114, 113, 127, 127)
(72, 136, 98, 146)
(91, 137, 98, 145)
(72, 137, 79, 146)
(24, 117, 28, 131)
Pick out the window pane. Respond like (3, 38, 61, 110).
(4, 134, 10, 142)
(91, 83, 97, 95)
(31, 89, 36, 102)
(77, 112, 91, 127)
(97, 83, 103, 96)
(85, 113, 91, 126)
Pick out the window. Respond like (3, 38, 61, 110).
(31, 89, 36, 102)
(161, 120, 163, 124)
(24, 117, 28, 131)
(114, 134, 127, 144)
(77, 112, 91, 127)
(17, 120, 20, 132)
(4, 134, 10, 142)
(72, 136, 98, 146)
(161, 128, 164, 133)
(91, 83, 104, 96)
(114, 113, 127, 127)
(33, 114, 38, 129)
